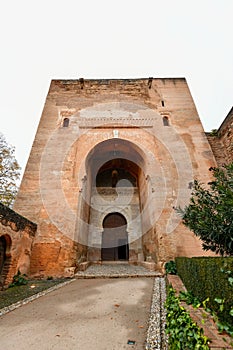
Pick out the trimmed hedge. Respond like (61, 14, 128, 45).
(175, 257, 233, 326)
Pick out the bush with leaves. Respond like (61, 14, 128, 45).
(177, 163, 233, 256)
(9, 270, 28, 287)
(176, 257, 233, 328)
(165, 286, 210, 349)
(0, 133, 20, 207)
(179, 290, 201, 308)
(165, 260, 177, 275)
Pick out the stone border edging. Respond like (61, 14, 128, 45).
(0, 278, 76, 317)
(145, 277, 168, 350)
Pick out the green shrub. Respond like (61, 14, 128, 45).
(177, 163, 233, 256)
(175, 257, 233, 327)
(165, 260, 177, 275)
(179, 290, 201, 308)
(9, 270, 28, 287)
(209, 129, 218, 136)
(165, 286, 210, 349)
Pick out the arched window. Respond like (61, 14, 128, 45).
(63, 118, 69, 127)
(163, 116, 169, 126)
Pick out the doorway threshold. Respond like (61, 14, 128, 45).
(101, 261, 129, 265)
(75, 263, 162, 279)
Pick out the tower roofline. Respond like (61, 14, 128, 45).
(51, 77, 187, 83)
(217, 106, 233, 135)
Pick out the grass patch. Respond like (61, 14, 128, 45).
(0, 278, 69, 309)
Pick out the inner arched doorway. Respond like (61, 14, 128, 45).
(0, 236, 6, 275)
(0, 235, 11, 286)
(101, 213, 129, 261)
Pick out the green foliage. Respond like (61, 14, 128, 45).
(179, 291, 201, 308)
(9, 270, 28, 287)
(209, 129, 218, 136)
(165, 260, 177, 275)
(202, 296, 233, 337)
(165, 286, 210, 349)
(0, 133, 20, 207)
(177, 163, 233, 256)
(176, 257, 233, 327)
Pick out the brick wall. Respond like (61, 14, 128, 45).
(0, 203, 36, 287)
(207, 107, 233, 166)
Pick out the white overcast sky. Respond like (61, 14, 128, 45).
(1, 0, 232, 175)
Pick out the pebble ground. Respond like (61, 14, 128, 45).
(75, 263, 162, 278)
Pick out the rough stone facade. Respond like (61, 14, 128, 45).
(12, 78, 219, 278)
(0, 203, 36, 287)
(206, 106, 233, 166)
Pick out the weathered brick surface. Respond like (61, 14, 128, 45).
(13, 78, 218, 277)
(207, 107, 233, 166)
(0, 204, 36, 286)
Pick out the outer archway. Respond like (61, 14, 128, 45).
(101, 212, 129, 261)
(83, 137, 149, 263)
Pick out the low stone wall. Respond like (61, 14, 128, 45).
(0, 203, 37, 287)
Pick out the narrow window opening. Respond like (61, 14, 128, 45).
(148, 77, 153, 89)
(163, 116, 169, 126)
(161, 100, 165, 107)
(79, 78, 84, 89)
(63, 118, 69, 127)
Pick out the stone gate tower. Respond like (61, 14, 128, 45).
(14, 78, 217, 277)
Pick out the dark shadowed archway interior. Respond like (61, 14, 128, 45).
(0, 236, 6, 276)
(101, 213, 129, 261)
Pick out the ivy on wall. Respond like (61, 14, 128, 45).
(165, 286, 210, 349)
